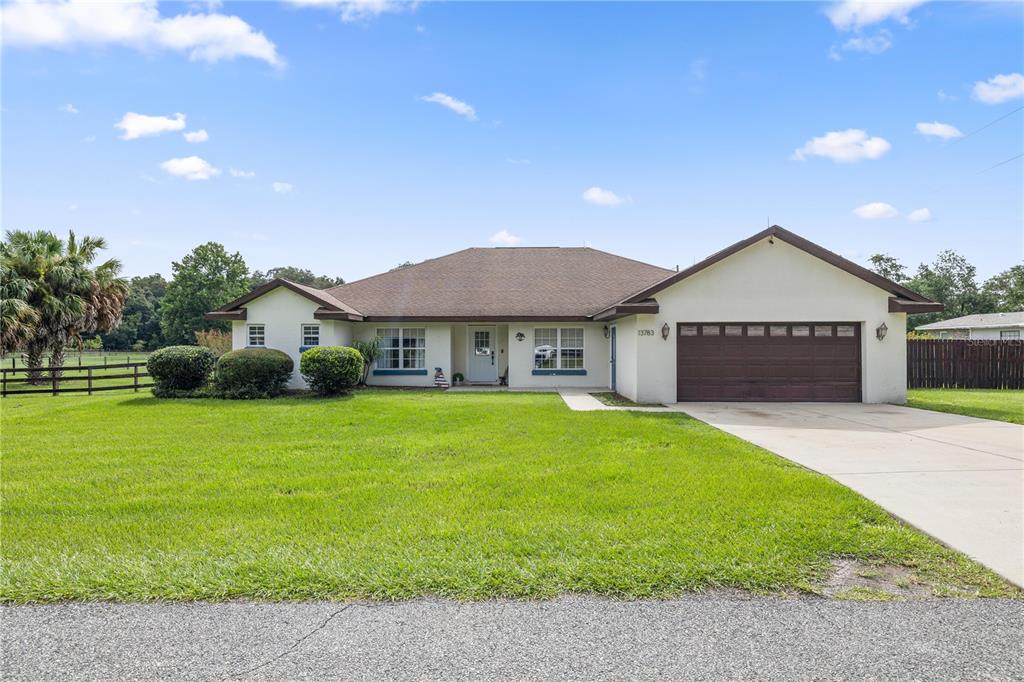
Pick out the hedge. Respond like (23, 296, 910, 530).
(300, 346, 363, 396)
(147, 345, 217, 396)
(215, 348, 294, 399)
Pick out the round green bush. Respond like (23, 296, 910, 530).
(300, 346, 364, 396)
(215, 348, 294, 399)
(147, 345, 217, 395)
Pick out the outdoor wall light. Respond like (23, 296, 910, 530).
(603, 325, 610, 339)
(876, 322, 888, 341)
(515, 332, 525, 342)
(661, 323, 670, 340)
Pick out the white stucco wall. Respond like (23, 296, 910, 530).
(619, 236, 907, 404)
(506, 323, 610, 389)
(351, 323, 451, 387)
(230, 287, 352, 388)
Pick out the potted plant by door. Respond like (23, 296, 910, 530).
(452, 372, 464, 386)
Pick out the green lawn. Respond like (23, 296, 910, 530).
(907, 389, 1024, 425)
(1, 390, 1016, 602)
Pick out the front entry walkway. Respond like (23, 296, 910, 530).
(667, 402, 1024, 587)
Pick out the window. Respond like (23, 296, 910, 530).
(747, 325, 765, 336)
(1001, 330, 1020, 340)
(724, 325, 743, 337)
(247, 324, 265, 347)
(702, 325, 720, 336)
(377, 328, 426, 369)
(534, 328, 584, 369)
(679, 325, 698, 336)
(770, 325, 788, 337)
(837, 325, 856, 337)
(792, 325, 810, 337)
(301, 324, 320, 347)
(814, 325, 833, 337)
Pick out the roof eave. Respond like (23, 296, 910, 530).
(204, 310, 247, 321)
(888, 298, 945, 314)
(591, 301, 661, 321)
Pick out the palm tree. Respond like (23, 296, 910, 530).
(0, 262, 39, 355)
(1, 230, 127, 380)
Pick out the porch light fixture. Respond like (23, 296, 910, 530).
(661, 323, 670, 340)
(876, 322, 888, 341)
(515, 332, 525, 342)
(603, 325, 610, 339)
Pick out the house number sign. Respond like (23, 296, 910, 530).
(638, 329, 656, 336)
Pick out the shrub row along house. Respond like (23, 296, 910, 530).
(205, 226, 942, 403)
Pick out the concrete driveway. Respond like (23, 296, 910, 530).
(668, 402, 1024, 587)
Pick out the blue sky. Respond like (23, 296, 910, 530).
(2, 1, 1022, 282)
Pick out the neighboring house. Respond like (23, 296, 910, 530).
(206, 225, 941, 404)
(916, 312, 1024, 340)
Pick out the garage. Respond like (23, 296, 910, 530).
(676, 322, 861, 402)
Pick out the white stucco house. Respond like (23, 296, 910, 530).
(916, 312, 1024, 340)
(206, 225, 942, 404)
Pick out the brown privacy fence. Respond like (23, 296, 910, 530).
(908, 339, 1024, 389)
(0, 362, 152, 396)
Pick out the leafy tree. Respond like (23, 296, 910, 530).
(160, 243, 250, 345)
(906, 250, 996, 328)
(1, 230, 127, 377)
(351, 337, 380, 386)
(100, 274, 167, 350)
(868, 254, 908, 283)
(982, 265, 1024, 312)
(250, 266, 344, 289)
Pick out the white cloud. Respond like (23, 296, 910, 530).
(286, 0, 413, 23)
(0, 0, 282, 67)
(59, 103, 78, 114)
(842, 29, 892, 54)
(183, 129, 209, 143)
(853, 202, 898, 219)
(415, 24, 426, 33)
(908, 208, 933, 222)
(915, 121, 963, 140)
(826, 0, 928, 31)
(160, 156, 220, 181)
(505, 158, 531, 165)
(229, 168, 255, 178)
(937, 89, 959, 102)
(420, 92, 477, 121)
(791, 129, 891, 162)
(115, 112, 186, 140)
(972, 73, 1024, 104)
(489, 229, 521, 246)
(272, 181, 293, 193)
(582, 187, 628, 206)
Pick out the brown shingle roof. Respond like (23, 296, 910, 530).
(323, 247, 673, 319)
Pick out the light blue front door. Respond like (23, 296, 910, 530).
(467, 326, 497, 382)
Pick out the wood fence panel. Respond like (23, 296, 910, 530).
(0, 361, 151, 397)
(908, 339, 1024, 389)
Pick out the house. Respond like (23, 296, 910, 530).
(206, 225, 942, 404)
(916, 312, 1024, 340)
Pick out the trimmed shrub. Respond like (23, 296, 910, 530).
(214, 348, 294, 399)
(300, 346, 363, 396)
(148, 345, 217, 396)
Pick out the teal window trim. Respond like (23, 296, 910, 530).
(373, 369, 429, 376)
(531, 369, 587, 376)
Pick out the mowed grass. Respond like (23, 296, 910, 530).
(1, 390, 1016, 602)
(907, 388, 1024, 425)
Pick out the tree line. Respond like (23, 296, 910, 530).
(1, 232, 345, 357)
(868, 251, 1023, 329)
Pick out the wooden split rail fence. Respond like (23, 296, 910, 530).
(907, 339, 1024, 389)
(0, 362, 152, 396)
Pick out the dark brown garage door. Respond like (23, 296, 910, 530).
(676, 323, 861, 402)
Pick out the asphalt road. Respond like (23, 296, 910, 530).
(3, 596, 1022, 681)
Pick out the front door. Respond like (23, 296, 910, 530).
(610, 326, 617, 392)
(467, 326, 498, 383)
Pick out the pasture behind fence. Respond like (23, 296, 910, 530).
(0, 361, 152, 396)
(908, 339, 1024, 389)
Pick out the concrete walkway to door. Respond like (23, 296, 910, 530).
(667, 402, 1024, 588)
